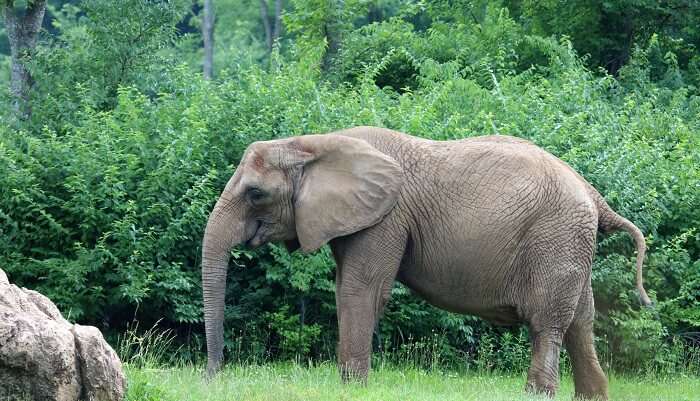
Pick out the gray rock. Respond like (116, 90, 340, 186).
(72, 325, 126, 401)
(0, 268, 126, 401)
(23, 289, 66, 322)
(0, 307, 82, 401)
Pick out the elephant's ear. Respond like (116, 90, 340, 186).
(290, 134, 403, 253)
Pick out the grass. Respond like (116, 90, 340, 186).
(125, 362, 700, 401)
(119, 326, 700, 400)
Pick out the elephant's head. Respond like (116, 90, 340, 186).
(201, 133, 403, 376)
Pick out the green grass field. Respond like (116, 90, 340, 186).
(125, 363, 700, 401)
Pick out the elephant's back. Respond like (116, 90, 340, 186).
(335, 127, 596, 213)
(446, 134, 595, 207)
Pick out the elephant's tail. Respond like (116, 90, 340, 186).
(595, 195, 653, 307)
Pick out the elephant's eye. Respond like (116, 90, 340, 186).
(247, 187, 266, 203)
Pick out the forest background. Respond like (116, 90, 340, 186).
(1, 0, 699, 377)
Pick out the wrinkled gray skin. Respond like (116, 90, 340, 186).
(202, 126, 651, 400)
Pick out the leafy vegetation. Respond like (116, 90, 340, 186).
(0, 0, 698, 377)
(123, 363, 700, 401)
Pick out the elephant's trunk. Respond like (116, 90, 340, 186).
(202, 191, 244, 377)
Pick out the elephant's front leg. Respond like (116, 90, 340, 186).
(336, 284, 382, 382)
(331, 225, 407, 383)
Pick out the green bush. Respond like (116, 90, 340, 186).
(0, 0, 698, 376)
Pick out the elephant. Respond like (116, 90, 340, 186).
(201, 126, 651, 400)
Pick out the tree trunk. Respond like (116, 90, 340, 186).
(259, 0, 272, 52)
(260, 0, 283, 54)
(202, 0, 214, 80)
(2, 0, 47, 119)
(272, 0, 282, 45)
(321, 0, 343, 72)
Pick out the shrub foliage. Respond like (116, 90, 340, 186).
(0, 0, 698, 374)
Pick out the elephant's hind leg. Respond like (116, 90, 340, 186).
(565, 289, 609, 400)
(522, 261, 584, 396)
(521, 211, 597, 397)
(526, 325, 566, 397)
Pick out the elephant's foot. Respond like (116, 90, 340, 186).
(525, 327, 564, 398)
(569, 361, 608, 400)
(338, 358, 369, 384)
(573, 387, 608, 401)
(571, 365, 608, 400)
(524, 372, 560, 397)
(525, 374, 558, 398)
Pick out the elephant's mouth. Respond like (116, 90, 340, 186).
(245, 220, 264, 248)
